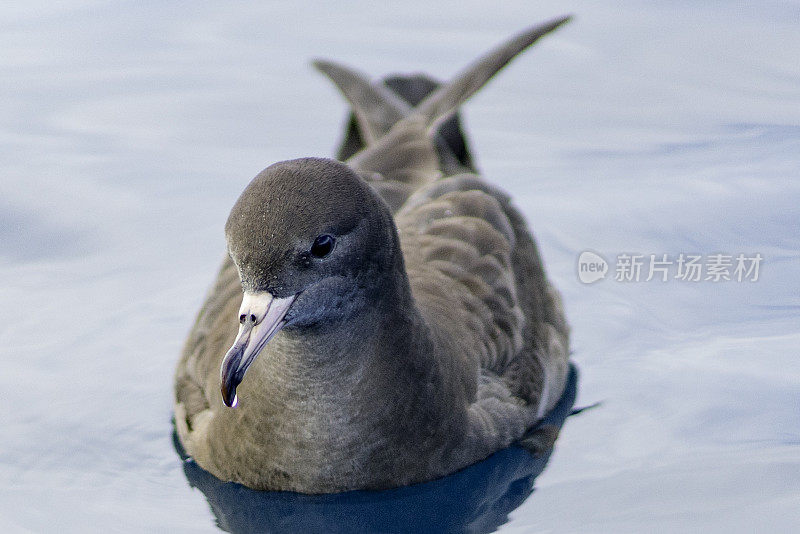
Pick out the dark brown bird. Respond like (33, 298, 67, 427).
(174, 16, 572, 493)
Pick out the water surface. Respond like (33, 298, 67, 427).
(1, 1, 798, 532)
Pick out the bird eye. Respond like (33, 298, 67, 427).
(310, 234, 335, 258)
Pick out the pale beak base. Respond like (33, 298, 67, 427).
(220, 291, 296, 407)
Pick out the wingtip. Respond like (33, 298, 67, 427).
(310, 57, 334, 74)
(523, 14, 574, 41)
(414, 15, 575, 132)
(554, 14, 574, 26)
(539, 14, 574, 31)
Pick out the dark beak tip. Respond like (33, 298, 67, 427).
(221, 393, 237, 408)
(220, 347, 244, 408)
(220, 381, 239, 408)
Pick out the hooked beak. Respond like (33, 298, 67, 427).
(220, 291, 296, 407)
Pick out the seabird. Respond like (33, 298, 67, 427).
(174, 16, 572, 493)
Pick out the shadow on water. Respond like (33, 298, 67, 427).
(174, 365, 579, 534)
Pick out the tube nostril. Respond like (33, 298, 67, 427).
(250, 314, 257, 323)
(239, 314, 246, 324)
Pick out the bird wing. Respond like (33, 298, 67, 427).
(336, 18, 572, 410)
(339, 16, 571, 211)
(316, 16, 571, 150)
(396, 175, 524, 375)
(396, 174, 570, 413)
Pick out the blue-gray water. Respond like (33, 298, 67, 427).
(1, 1, 798, 532)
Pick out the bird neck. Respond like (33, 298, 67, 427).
(246, 261, 461, 465)
(288, 259, 425, 365)
(258, 254, 433, 408)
